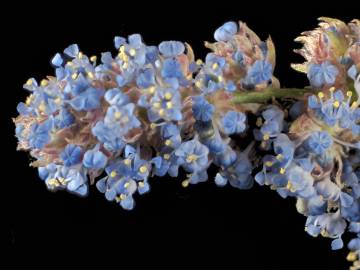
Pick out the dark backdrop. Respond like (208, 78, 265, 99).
(3, 1, 359, 269)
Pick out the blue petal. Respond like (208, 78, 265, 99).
(51, 53, 63, 67)
(214, 21, 238, 42)
(159, 41, 185, 57)
(64, 44, 79, 58)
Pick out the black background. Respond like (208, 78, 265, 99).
(3, 1, 359, 269)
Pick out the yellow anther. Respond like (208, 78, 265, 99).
(195, 81, 202, 88)
(129, 48, 136, 56)
(90, 55, 97, 62)
(333, 100, 340, 108)
(218, 76, 223, 82)
(119, 46, 125, 53)
(163, 154, 170, 160)
(25, 95, 33, 105)
(87, 72, 94, 79)
(286, 181, 293, 190)
(124, 182, 130, 188)
(329, 87, 335, 92)
(54, 97, 62, 105)
(71, 73, 78, 80)
(67, 61, 73, 66)
(58, 177, 66, 184)
(320, 229, 329, 237)
(122, 61, 129, 69)
(260, 141, 267, 149)
(347, 251, 357, 262)
(122, 116, 129, 123)
(78, 52, 83, 59)
(138, 181, 145, 188)
(164, 92, 172, 100)
(351, 101, 359, 109)
(318, 92, 324, 99)
(40, 79, 48, 87)
(347, 91, 353, 97)
(150, 123, 157, 129)
(110, 171, 117, 178)
(181, 180, 189, 188)
(120, 194, 127, 200)
(196, 59, 203, 65)
(25, 78, 33, 86)
(159, 109, 165, 116)
(124, 159, 131, 166)
(212, 63, 219, 70)
(256, 117, 263, 127)
(265, 161, 273, 167)
(165, 139, 172, 146)
(186, 154, 198, 163)
(114, 111, 122, 119)
(48, 178, 59, 187)
(38, 102, 46, 112)
(279, 168, 286, 174)
(153, 102, 161, 109)
(139, 165, 148, 174)
(166, 101, 173, 109)
(276, 154, 283, 160)
(148, 86, 156, 94)
(263, 133, 270, 141)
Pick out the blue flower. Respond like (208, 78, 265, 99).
(60, 144, 82, 167)
(192, 96, 214, 122)
(96, 175, 137, 210)
(222, 111, 246, 134)
(228, 152, 254, 189)
(83, 147, 108, 169)
(53, 108, 74, 129)
(160, 123, 182, 148)
(51, 53, 63, 67)
(205, 53, 226, 75)
(104, 103, 141, 134)
(64, 44, 79, 58)
(116, 34, 146, 67)
(273, 134, 295, 168)
(69, 87, 104, 111)
(39, 165, 88, 196)
(175, 139, 209, 175)
(307, 61, 339, 88)
(306, 131, 333, 155)
(28, 119, 53, 149)
(243, 60, 273, 86)
(159, 41, 185, 57)
(92, 121, 125, 152)
(161, 58, 183, 79)
(280, 165, 315, 199)
(104, 88, 129, 106)
(254, 106, 284, 148)
(214, 21, 238, 42)
(136, 68, 155, 89)
(147, 87, 182, 122)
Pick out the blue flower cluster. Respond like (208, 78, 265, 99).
(13, 18, 360, 268)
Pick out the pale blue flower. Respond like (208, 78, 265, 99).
(222, 111, 246, 134)
(307, 61, 339, 87)
(192, 96, 214, 122)
(83, 147, 108, 169)
(60, 144, 82, 167)
(159, 41, 185, 57)
(214, 21, 237, 42)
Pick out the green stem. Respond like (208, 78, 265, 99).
(232, 88, 311, 104)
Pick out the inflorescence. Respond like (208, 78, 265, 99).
(14, 17, 360, 269)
